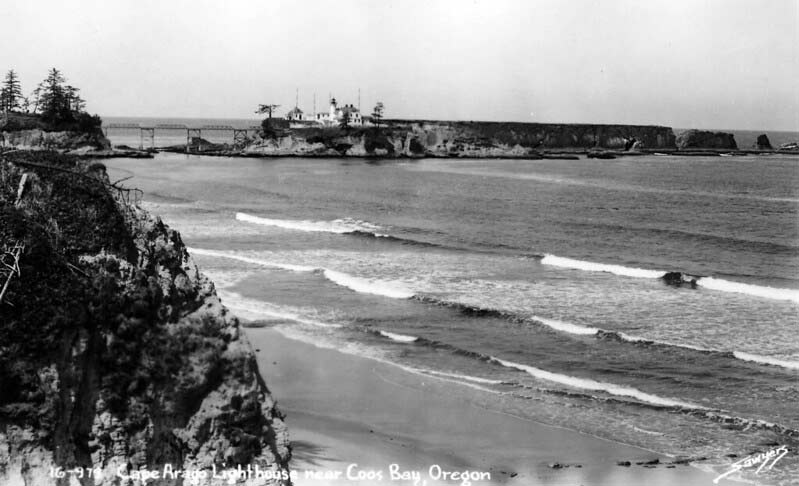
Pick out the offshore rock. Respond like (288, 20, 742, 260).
(675, 129, 737, 150)
(754, 134, 773, 150)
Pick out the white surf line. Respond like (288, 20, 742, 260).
(217, 290, 342, 329)
(732, 352, 799, 370)
(541, 254, 665, 278)
(188, 247, 416, 299)
(235, 212, 382, 234)
(696, 277, 799, 304)
(189, 247, 316, 272)
(491, 357, 705, 410)
(542, 254, 799, 304)
(321, 269, 415, 299)
(532, 315, 799, 371)
(378, 330, 419, 343)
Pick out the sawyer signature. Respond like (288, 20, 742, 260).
(713, 445, 789, 483)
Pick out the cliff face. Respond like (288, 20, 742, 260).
(395, 120, 677, 151)
(242, 121, 676, 158)
(675, 129, 738, 150)
(0, 152, 290, 485)
(1, 129, 112, 152)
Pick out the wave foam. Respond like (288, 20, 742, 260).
(423, 370, 505, 385)
(732, 351, 799, 370)
(491, 357, 703, 409)
(542, 254, 799, 304)
(236, 212, 383, 234)
(188, 248, 316, 272)
(379, 330, 419, 343)
(190, 248, 416, 299)
(531, 315, 599, 335)
(322, 269, 415, 299)
(697, 277, 799, 304)
(218, 291, 342, 328)
(541, 254, 665, 279)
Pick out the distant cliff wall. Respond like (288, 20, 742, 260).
(675, 129, 738, 150)
(392, 120, 677, 151)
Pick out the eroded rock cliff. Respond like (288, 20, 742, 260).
(1, 129, 111, 152)
(0, 151, 290, 485)
(675, 129, 738, 150)
(241, 121, 677, 158)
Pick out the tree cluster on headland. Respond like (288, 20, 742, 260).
(1, 68, 101, 133)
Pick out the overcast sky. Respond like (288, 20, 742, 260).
(2, 0, 797, 130)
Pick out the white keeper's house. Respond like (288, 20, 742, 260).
(285, 96, 368, 128)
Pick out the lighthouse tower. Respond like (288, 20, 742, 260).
(329, 97, 338, 120)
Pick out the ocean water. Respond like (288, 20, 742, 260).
(104, 150, 799, 484)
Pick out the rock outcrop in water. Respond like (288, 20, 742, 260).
(754, 134, 773, 150)
(0, 151, 290, 485)
(241, 121, 677, 158)
(675, 130, 738, 150)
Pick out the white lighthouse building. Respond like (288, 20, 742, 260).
(315, 97, 364, 126)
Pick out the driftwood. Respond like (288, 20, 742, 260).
(15, 173, 28, 206)
(1, 173, 30, 305)
(0, 242, 24, 305)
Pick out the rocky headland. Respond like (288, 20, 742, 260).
(235, 121, 677, 158)
(1, 113, 151, 158)
(0, 151, 290, 485)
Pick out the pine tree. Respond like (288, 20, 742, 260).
(37, 68, 73, 123)
(0, 70, 24, 113)
(64, 85, 85, 112)
(339, 109, 351, 129)
(255, 104, 280, 119)
(29, 86, 42, 114)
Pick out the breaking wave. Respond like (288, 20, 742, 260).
(490, 357, 704, 409)
(321, 269, 416, 299)
(422, 370, 506, 385)
(189, 248, 316, 272)
(541, 254, 799, 303)
(698, 277, 799, 303)
(236, 212, 385, 235)
(378, 330, 419, 343)
(541, 254, 665, 278)
(530, 315, 599, 335)
(415, 296, 799, 371)
(190, 249, 799, 370)
(216, 291, 342, 328)
(732, 352, 799, 370)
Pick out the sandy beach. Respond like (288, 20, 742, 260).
(246, 327, 734, 486)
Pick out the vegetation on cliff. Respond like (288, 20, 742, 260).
(0, 151, 290, 484)
(1, 68, 102, 135)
